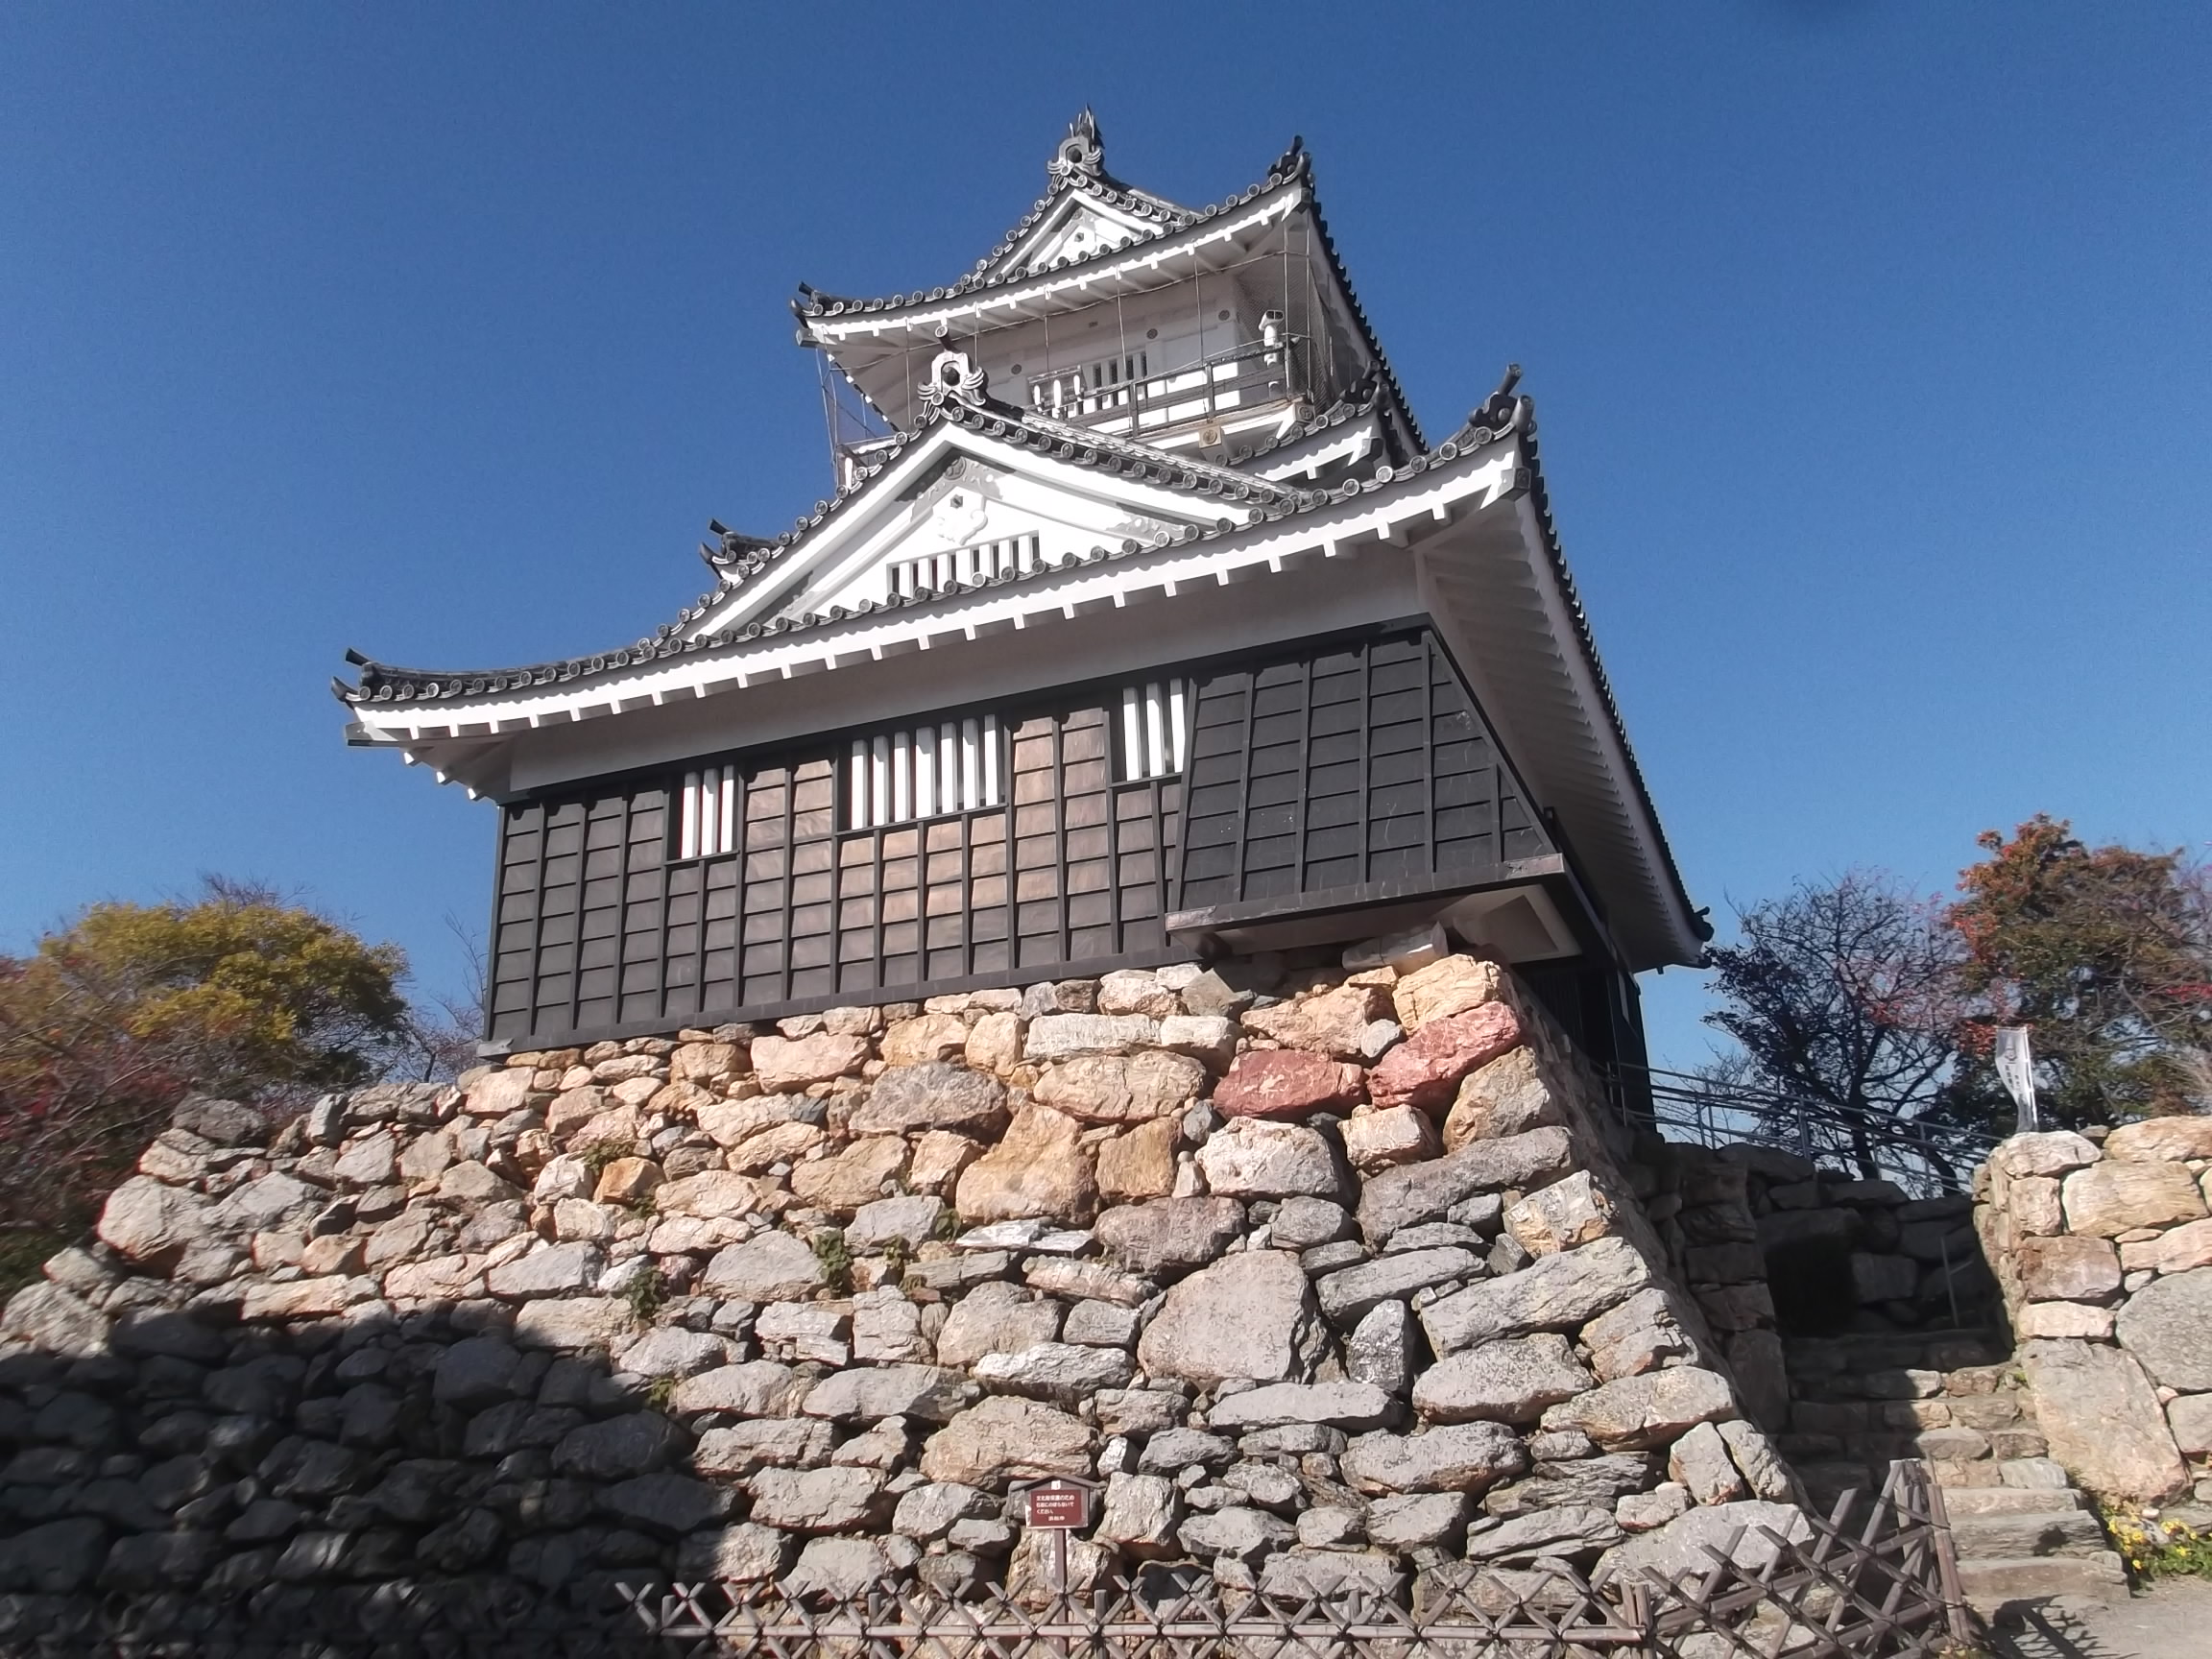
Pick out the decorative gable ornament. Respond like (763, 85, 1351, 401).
(917, 348, 990, 410)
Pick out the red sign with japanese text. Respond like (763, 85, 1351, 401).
(1024, 1485, 1092, 1529)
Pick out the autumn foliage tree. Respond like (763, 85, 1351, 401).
(0, 878, 417, 1261)
(1949, 815, 2212, 1125)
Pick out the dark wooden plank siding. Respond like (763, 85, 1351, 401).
(489, 695, 1180, 1046)
(1176, 628, 1553, 912)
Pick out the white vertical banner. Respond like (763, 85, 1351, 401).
(1994, 1026, 2039, 1134)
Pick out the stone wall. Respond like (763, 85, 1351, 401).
(0, 950, 1814, 1630)
(1976, 1121, 2212, 1509)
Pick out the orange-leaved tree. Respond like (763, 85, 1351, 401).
(1948, 816, 2212, 1125)
(0, 878, 415, 1273)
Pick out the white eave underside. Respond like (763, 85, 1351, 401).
(350, 435, 1701, 972)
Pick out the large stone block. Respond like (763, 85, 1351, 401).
(850, 1062, 1009, 1137)
(2019, 1337, 2188, 1503)
(2104, 1118, 2212, 1163)
(1412, 1334, 1594, 1424)
(919, 1396, 1093, 1487)
(1095, 1196, 1243, 1276)
(1316, 1248, 1479, 1326)
(1214, 1050, 1366, 1119)
(2016, 1235, 2122, 1303)
(1420, 1235, 1651, 1354)
(1992, 1131, 2102, 1179)
(1095, 1118, 1179, 1204)
(1340, 1422, 1526, 1494)
(1367, 1006, 1524, 1114)
(954, 1105, 1096, 1225)
(1208, 1382, 1398, 1431)
(1035, 1052, 1208, 1124)
(1358, 1126, 1575, 1244)
(1138, 1249, 1319, 1384)
(1441, 1047, 1564, 1151)
(1539, 1366, 1735, 1451)
(751, 1033, 868, 1092)
(1391, 955, 1506, 1031)
(1195, 1118, 1347, 1198)
(2061, 1162, 2205, 1237)
(2115, 1267, 2212, 1391)
(702, 1231, 828, 1302)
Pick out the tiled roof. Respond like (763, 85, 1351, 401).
(333, 376, 1510, 710)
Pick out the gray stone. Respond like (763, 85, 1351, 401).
(1063, 1298, 1142, 1348)
(1540, 1367, 1736, 1451)
(2020, 1337, 2190, 1503)
(893, 1481, 998, 1541)
(1096, 1196, 1244, 1276)
(1295, 1506, 1365, 1549)
(1194, 1118, 1347, 1198)
(1385, 1222, 1486, 1253)
(1365, 1491, 1470, 1551)
(847, 1194, 948, 1251)
(109, 1308, 224, 1361)
(671, 1360, 809, 1417)
(1667, 1422, 1748, 1505)
(1717, 1420, 1792, 1502)
(1345, 1301, 1417, 1395)
(784, 1536, 898, 1598)
(432, 1335, 521, 1407)
(617, 1326, 731, 1380)
(1357, 1127, 1575, 1244)
(0, 1518, 108, 1593)
(1301, 1241, 1369, 1275)
(1024, 1014, 1160, 1061)
(1481, 1455, 1656, 1516)
(1094, 1472, 1181, 1554)
(1178, 1504, 1295, 1563)
(1340, 1423, 1527, 1494)
(703, 1231, 828, 1301)
(1317, 1248, 1479, 1325)
(747, 1466, 888, 1532)
(1271, 1197, 1354, 1250)
(920, 1396, 1092, 1486)
(604, 1472, 734, 1534)
(1413, 1334, 1595, 1424)
(96, 1176, 213, 1265)
(1420, 1236, 1652, 1355)
(173, 1094, 267, 1145)
(0, 1283, 111, 1357)
(1600, 1501, 1813, 1579)
(1036, 1051, 1209, 1123)
(850, 1062, 1009, 1137)
(1258, 1550, 1404, 1601)
(2115, 1266, 2212, 1391)
(1138, 1250, 1320, 1385)
(486, 1241, 604, 1299)
(802, 1364, 975, 1424)
(933, 1282, 1063, 1368)
(552, 1412, 682, 1479)
(1139, 1429, 1237, 1474)
(1210, 1381, 1397, 1431)
(100, 1529, 224, 1587)
(676, 1522, 788, 1582)
(215, 1171, 323, 1231)
(973, 1341, 1135, 1405)
(1464, 1503, 1623, 1561)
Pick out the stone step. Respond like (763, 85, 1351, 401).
(1956, 1551, 2127, 1614)
(1941, 1487, 2086, 1518)
(1948, 1508, 2108, 1559)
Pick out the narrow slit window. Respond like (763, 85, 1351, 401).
(846, 715, 1001, 830)
(676, 765, 739, 860)
(1118, 679, 1189, 781)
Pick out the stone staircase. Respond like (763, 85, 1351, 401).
(1777, 1329, 2127, 1615)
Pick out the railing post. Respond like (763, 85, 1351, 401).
(1920, 1465, 1979, 1647)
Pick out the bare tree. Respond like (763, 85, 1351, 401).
(1700, 872, 1974, 1184)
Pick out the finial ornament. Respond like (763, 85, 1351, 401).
(918, 348, 989, 409)
(1050, 108, 1104, 181)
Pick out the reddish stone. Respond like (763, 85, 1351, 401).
(1367, 1005, 1523, 1114)
(1213, 1049, 1366, 1119)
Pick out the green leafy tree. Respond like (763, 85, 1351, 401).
(1949, 815, 2212, 1125)
(0, 878, 417, 1276)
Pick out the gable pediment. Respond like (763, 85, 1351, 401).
(988, 193, 1157, 281)
(682, 421, 1225, 639)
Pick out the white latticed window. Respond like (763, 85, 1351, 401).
(676, 765, 738, 860)
(1119, 679, 1189, 782)
(846, 717, 1001, 830)
(886, 533, 1041, 599)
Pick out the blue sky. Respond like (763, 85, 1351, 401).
(2, 4, 2206, 1072)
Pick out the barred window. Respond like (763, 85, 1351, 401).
(887, 533, 1041, 600)
(676, 764, 738, 860)
(1118, 678, 1189, 782)
(1030, 349, 1149, 418)
(846, 716, 1001, 830)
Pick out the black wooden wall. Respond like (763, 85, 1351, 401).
(486, 622, 1563, 1047)
(1176, 629, 1554, 919)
